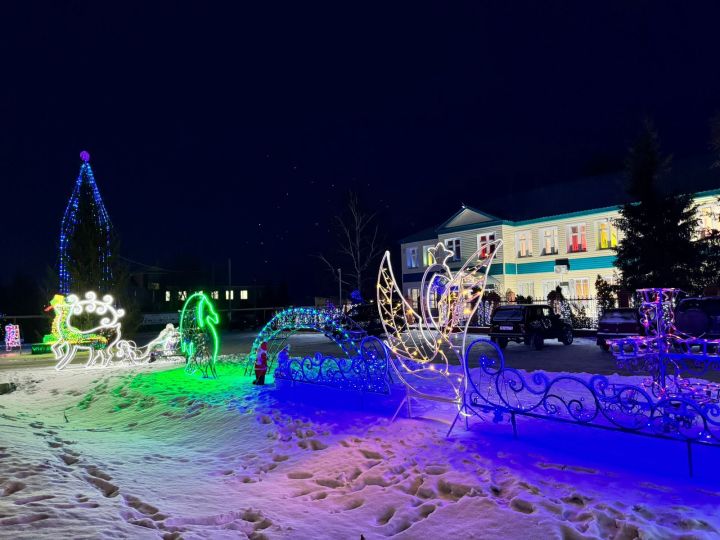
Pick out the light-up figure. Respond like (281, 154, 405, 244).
(377, 239, 502, 420)
(4, 324, 21, 351)
(179, 292, 220, 378)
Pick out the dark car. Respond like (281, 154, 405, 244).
(675, 297, 720, 339)
(347, 304, 385, 337)
(596, 308, 642, 351)
(489, 304, 573, 350)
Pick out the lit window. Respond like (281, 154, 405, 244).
(178, 291, 187, 301)
(211, 291, 219, 300)
(422, 245, 435, 266)
(539, 227, 558, 256)
(567, 224, 587, 253)
(570, 278, 590, 298)
(542, 280, 561, 298)
(165, 291, 171, 302)
(477, 232, 496, 259)
(408, 288, 420, 309)
(517, 282, 534, 298)
(225, 290, 234, 300)
(240, 289, 248, 300)
(444, 238, 461, 261)
(515, 230, 532, 258)
(406, 247, 419, 269)
(596, 219, 618, 249)
(698, 205, 720, 237)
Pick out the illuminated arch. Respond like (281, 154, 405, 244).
(248, 307, 367, 368)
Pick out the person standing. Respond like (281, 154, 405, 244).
(253, 341, 268, 385)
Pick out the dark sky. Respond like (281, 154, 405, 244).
(2, 2, 720, 301)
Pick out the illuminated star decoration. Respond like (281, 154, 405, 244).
(427, 242, 454, 267)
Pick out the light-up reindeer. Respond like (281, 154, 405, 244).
(49, 292, 124, 370)
(377, 239, 502, 427)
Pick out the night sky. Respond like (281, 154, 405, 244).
(2, 2, 720, 302)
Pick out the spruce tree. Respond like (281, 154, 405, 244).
(614, 123, 700, 292)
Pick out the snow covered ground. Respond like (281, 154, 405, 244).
(1, 350, 720, 539)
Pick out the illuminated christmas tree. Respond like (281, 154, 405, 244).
(58, 151, 114, 294)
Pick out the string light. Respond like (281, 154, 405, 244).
(376, 239, 502, 407)
(4, 324, 21, 351)
(58, 151, 113, 294)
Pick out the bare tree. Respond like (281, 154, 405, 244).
(318, 192, 385, 300)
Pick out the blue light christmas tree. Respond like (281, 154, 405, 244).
(58, 151, 114, 294)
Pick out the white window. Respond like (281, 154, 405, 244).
(240, 289, 248, 300)
(569, 278, 590, 298)
(567, 223, 587, 253)
(517, 282, 534, 299)
(211, 291, 219, 300)
(422, 245, 435, 266)
(539, 227, 558, 256)
(408, 288, 420, 309)
(477, 232, 496, 259)
(225, 290, 234, 300)
(165, 290, 171, 302)
(406, 247, 419, 269)
(445, 238, 461, 261)
(698, 205, 720, 237)
(542, 279, 561, 299)
(178, 290, 187, 301)
(596, 219, 618, 249)
(515, 230, 532, 258)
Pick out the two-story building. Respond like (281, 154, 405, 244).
(400, 188, 720, 308)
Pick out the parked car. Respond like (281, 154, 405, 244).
(596, 308, 642, 351)
(674, 297, 720, 339)
(347, 304, 385, 337)
(489, 304, 573, 350)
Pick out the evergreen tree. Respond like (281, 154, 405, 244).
(614, 123, 700, 292)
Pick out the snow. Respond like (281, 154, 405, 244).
(1, 357, 720, 539)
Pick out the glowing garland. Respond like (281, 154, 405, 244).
(58, 151, 113, 294)
(4, 324, 21, 351)
(179, 292, 220, 378)
(376, 239, 502, 406)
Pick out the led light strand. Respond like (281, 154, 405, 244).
(179, 292, 221, 378)
(58, 151, 113, 294)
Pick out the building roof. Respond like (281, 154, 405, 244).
(401, 154, 720, 244)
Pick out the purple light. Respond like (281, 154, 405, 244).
(80, 150, 91, 162)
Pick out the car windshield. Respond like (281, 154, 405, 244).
(600, 310, 637, 322)
(493, 308, 524, 321)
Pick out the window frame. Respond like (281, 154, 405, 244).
(566, 223, 587, 253)
(515, 229, 532, 258)
(539, 227, 559, 256)
(477, 231, 497, 259)
(444, 238, 462, 262)
(406, 246, 419, 269)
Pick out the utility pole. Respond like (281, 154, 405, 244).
(338, 268, 342, 314)
(228, 258, 232, 323)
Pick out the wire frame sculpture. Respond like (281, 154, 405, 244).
(376, 239, 502, 412)
(179, 292, 220, 378)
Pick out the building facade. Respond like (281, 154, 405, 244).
(400, 189, 720, 307)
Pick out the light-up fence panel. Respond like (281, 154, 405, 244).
(274, 336, 390, 394)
